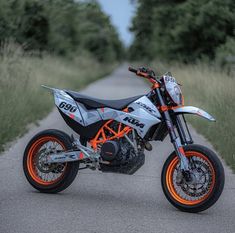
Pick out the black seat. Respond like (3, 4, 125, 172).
(66, 90, 143, 110)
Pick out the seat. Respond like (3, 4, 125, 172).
(66, 90, 143, 110)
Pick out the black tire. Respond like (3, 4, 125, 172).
(161, 144, 225, 213)
(23, 129, 79, 193)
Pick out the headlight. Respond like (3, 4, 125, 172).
(163, 74, 183, 106)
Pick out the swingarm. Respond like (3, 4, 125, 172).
(46, 140, 99, 164)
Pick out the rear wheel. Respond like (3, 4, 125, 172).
(23, 129, 79, 193)
(161, 144, 224, 213)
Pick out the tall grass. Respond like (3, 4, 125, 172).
(0, 44, 115, 151)
(152, 61, 235, 171)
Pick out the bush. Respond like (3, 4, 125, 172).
(215, 37, 235, 75)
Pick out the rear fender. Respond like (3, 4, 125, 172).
(41, 85, 85, 125)
(173, 106, 215, 121)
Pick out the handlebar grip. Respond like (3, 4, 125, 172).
(128, 67, 137, 74)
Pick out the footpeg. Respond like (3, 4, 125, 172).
(145, 142, 152, 151)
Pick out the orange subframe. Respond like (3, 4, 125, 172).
(89, 119, 132, 150)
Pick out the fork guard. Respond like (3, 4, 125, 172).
(173, 106, 216, 121)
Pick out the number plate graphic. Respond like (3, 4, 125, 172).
(59, 102, 77, 113)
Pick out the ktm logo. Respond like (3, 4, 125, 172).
(123, 116, 145, 128)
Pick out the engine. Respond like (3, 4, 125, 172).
(100, 141, 120, 161)
(99, 137, 145, 175)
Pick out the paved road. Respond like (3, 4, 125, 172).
(0, 65, 234, 233)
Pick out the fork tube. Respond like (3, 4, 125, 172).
(182, 115, 193, 144)
(155, 88, 189, 171)
(175, 115, 188, 145)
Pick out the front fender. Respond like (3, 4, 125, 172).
(173, 106, 216, 121)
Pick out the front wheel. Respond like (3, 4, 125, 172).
(23, 129, 79, 193)
(161, 144, 224, 213)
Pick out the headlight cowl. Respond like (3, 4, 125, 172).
(163, 75, 183, 106)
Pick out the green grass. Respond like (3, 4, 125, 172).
(151, 61, 235, 171)
(0, 45, 115, 151)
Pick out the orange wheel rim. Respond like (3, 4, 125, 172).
(166, 151, 216, 205)
(27, 136, 67, 185)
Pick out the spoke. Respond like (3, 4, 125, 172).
(32, 139, 66, 183)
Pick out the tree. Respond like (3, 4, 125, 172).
(129, 0, 156, 60)
(0, 0, 124, 62)
(129, 0, 235, 62)
(19, 0, 49, 51)
(77, 1, 124, 62)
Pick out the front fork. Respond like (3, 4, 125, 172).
(155, 89, 190, 171)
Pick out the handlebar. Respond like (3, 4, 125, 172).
(128, 67, 138, 74)
(128, 66, 156, 79)
(128, 66, 161, 87)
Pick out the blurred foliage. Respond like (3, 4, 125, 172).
(215, 37, 235, 75)
(0, 0, 124, 62)
(129, 0, 235, 63)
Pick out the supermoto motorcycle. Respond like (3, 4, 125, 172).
(23, 66, 224, 213)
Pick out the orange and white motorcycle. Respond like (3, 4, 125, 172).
(23, 66, 224, 213)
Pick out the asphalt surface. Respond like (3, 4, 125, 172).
(0, 64, 234, 233)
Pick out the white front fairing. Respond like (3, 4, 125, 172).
(129, 96, 162, 119)
(48, 87, 162, 138)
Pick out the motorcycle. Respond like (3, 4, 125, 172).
(23, 66, 224, 213)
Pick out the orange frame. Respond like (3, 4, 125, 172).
(89, 119, 132, 150)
